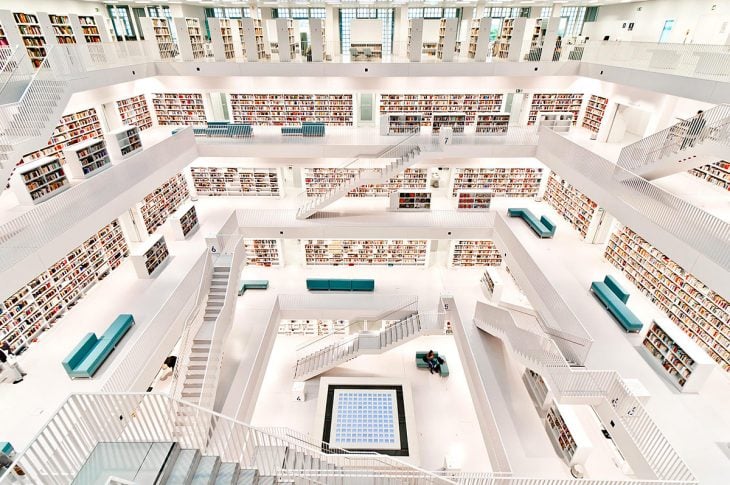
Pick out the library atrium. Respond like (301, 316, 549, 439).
(0, 0, 728, 484)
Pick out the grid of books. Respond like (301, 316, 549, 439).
(216, 18, 236, 59)
(65, 139, 111, 178)
(582, 95, 608, 133)
(185, 18, 205, 59)
(393, 190, 431, 210)
(528, 93, 584, 126)
(432, 113, 466, 134)
(689, 161, 729, 191)
(117, 94, 153, 131)
(304, 168, 427, 197)
(467, 19, 480, 59)
(178, 205, 199, 238)
(436, 18, 454, 60)
(152, 93, 207, 125)
(493, 18, 514, 59)
(379, 94, 503, 126)
(113, 126, 143, 157)
(457, 190, 492, 210)
(451, 240, 502, 267)
(229, 94, 353, 126)
(281, 19, 297, 60)
(149, 18, 174, 59)
(383, 114, 424, 135)
(451, 168, 543, 197)
(545, 404, 579, 465)
(14, 12, 46, 67)
(22, 108, 103, 166)
(279, 319, 349, 335)
(543, 172, 599, 240)
(0, 19, 8, 46)
(18, 157, 69, 203)
(240, 18, 267, 60)
(476, 114, 510, 135)
(140, 173, 190, 234)
(0, 220, 128, 352)
(605, 227, 729, 371)
(304, 240, 428, 266)
(190, 167, 280, 196)
(47, 15, 76, 44)
(143, 236, 169, 276)
(642, 321, 696, 388)
(78, 16, 102, 43)
(243, 239, 280, 266)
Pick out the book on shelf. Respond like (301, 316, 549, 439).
(688, 161, 730, 191)
(229, 93, 353, 126)
(527, 93, 583, 126)
(191, 166, 281, 197)
(152, 93, 207, 126)
(304, 167, 427, 198)
(62, 137, 111, 179)
(543, 172, 599, 240)
(107, 125, 143, 161)
(21, 108, 103, 167)
(605, 226, 729, 373)
(169, 202, 199, 240)
(544, 403, 592, 467)
(12, 156, 70, 205)
(140, 17, 174, 59)
(582, 95, 608, 134)
(116, 94, 153, 131)
(379, 94, 503, 127)
(243, 239, 281, 266)
(0, 220, 128, 353)
(451, 167, 543, 198)
(303, 239, 429, 266)
(450, 240, 502, 267)
(480, 267, 504, 302)
(432, 112, 467, 134)
(456, 189, 492, 211)
(522, 369, 551, 412)
(131, 235, 170, 278)
(138, 173, 190, 235)
(475, 113, 510, 135)
(389, 190, 431, 211)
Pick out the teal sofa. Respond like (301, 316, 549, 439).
(281, 122, 325, 137)
(238, 279, 269, 296)
(508, 208, 556, 238)
(193, 122, 253, 138)
(415, 351, 449, 377)
(62, 314, 135, 378)
(306, 278, 375, 291)
(590, 276, 643, 332)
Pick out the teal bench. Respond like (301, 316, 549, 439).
(508, 208, 556, 238)
(306, 279, 375, 291)
(238, 279, 269, 296)
(62, 314, 135, 378)
(282, 122, 325, 137)
(281, 126, 303, 135)
(0, 442, 13, 456)
(415, 351, 449, 377)
(590, 277, 643, 332)
(192, 123, 253, 138)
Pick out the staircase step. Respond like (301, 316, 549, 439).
(214, 462, 240, 485)
(235, 469, 259, 485)
(164, 449, 200, 484)
(191, 455, 221, 485)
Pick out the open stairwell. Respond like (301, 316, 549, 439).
(0, 48, 73, 193)
(296, 144, 423, 219)
(294, 312, 438, 381)
(617, 104, 730, 180)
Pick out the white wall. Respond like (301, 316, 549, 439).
(0, 0, 106, 16)
(351, 19, 382, 44)
(583, 0, 730, 44)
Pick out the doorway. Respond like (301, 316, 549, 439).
(358, 93, 375, 126)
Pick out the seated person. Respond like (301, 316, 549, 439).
(422, 350, 445, 375)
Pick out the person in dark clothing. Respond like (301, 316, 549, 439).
(0, 341, 26, 377)
(681, 110, 706, 150)
(0, 349, 23, 384)
(422, 350, 445, 375)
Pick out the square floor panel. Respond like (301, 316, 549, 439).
(331, 389, 400, 450)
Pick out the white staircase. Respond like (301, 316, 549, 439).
(0, 47, 73, 193)
(617, 104, 730, 180)
(294, 312, 437, 381)
(296, 143, 423, 219)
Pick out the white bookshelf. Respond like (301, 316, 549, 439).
(493, 17, 514, 60)
(689, 161, 730, 191)
(481, 267, 504, 303)
(436, 18, 458, 62)
(131, 235, 170, 278)
(39, 13, 76, 45)
(138, 173, 190, 235)
(152, 93, 207, 126)
(139, 17, 174, 59)
(380, 94, 503, 127)
(239, 17, 267, 61)
(545, 402, 593, 467)
(528, 93, 583, 126)
(641, 318, 714, 392)
(456, 189, 492, 211)
(605, 226, 729, 372)
(69, 14, 109, 44)
(475, 114, 510, 135)
(0, 220, 128, 353)
(304, 168, 427, 198)
(582, 95, 608, 134)
(116, 95, 153, 131)
(522, 369, 552, 414)
(380, 113, 423, 135)
(389, 190, 431, 211)
(209, 18, 235, 61)
(308, 18, 325, 62)
(468, 18, 492, 62)
(21, 108, 104, 167)
(175, 17, 205, 61)
(12, 156, 70, 205)
(107, 125, 143, 161)
(407, 19, 424, 62)
(303, 239, 429, 266)
(244, 239, 282, 266)
(229, 93, 353, 126)
(543, 172, 600, 240)
(8, 11, 48, 68)
(276, 18, 297, 62)
(451, 167, 543, 198)
(62, 138, 111, 180)
(538, 112, 574, 133)
(169, 202, 199, 240)
(432, 112, 466, 134)
(449, 240, 502, 267)
(191, 167, 280, 197)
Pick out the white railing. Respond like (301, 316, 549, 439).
(494, 213, 593, 365)
(100, 251, 209, 393)
(617, 104, 730, 172)
(537, 127, 730, 274)
(0, 128, 198, 275)
(169, 252, 214, 399)
(581, 40, 730, 81)
(474, 301, 696, 484)
(0, 392, 455, 485)
(197, 233, 245, 411)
